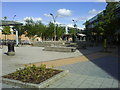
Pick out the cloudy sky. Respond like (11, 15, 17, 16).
(2, 2, 107, 29)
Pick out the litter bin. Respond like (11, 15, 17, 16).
(7, 42, 15, 56)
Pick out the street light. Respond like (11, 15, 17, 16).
(13, 15, 19, 46)
(13, 15, 16, 21)
(72, 19, 77, 28)
(72, 19, 77, 42)
(50, 13, 57, 41)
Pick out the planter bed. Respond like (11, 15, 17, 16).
(2, 64, 69, 88)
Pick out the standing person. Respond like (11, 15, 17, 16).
(104, 39, 107, 52)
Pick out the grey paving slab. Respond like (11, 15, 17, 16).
(2, 83, 20, 88)
(2, 45, 103, 76)
(57, 81, 73, 87)
(111, 81, 119, 88)
(71, 78, 85, 86)
(92, 77, 104, 84)
(56, 55, 118, 80)
(2, 46, 83, 76)
(77, 82, 92, 88)
(47, 54, 119, 88)
(100, 79, 114, 88)
(88, 85, 100, 88)
(47, 73, 119, 88)
(2, 45, 119, 89)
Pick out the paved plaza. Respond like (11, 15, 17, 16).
(1, 45, 119, 88)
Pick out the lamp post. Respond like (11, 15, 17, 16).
(72, 19, 77, 34)
(13, 15, 19, 46)
(72, 19, 77, 42)
(50, 13, 57, 41)
(13, 15, 16, 21)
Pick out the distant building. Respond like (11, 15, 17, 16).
(84, 10, 105, 29)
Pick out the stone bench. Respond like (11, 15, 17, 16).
(43, 46, 76, 52)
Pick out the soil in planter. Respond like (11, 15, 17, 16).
(2, 64, 62, 84)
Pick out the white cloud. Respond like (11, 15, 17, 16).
(86, 15, 95, 20)
(67, 24, 74, 28)
(71, 16, 93, 23)
(88, 9, 101, 15)
(57, 8, 72, 17)
(44, 14, 51, 17)
(23, 17, 42, 22)
(55, 21, 61, 25)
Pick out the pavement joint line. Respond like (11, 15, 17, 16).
(99, 77, 106, 88)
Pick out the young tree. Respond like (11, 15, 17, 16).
(2, 26, 11, 44)
(3, 16, 7, 20)
(56, 25, 65, 39)
(24, 19, 37, 39)
(2, 26, 11, 35)
(45, 22, 54, 40)
(69, 27, 75, 35)
(34, 21, 46, 39)
(104, 2, 119, 36)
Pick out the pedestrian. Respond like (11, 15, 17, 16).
(104, 39, 107, 52)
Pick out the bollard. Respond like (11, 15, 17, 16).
(7, 42, 15, 56)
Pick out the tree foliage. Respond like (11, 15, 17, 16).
(2, 26, 11, 35)
(13, 25, 25, 36)
(85, 2, 119, 37)
(3, 16, 7, 20)
(69, 27, 75, 35)
(103, 2, 118, 35)
(22, 19, 65, 40)
(56, 25, 65, 38)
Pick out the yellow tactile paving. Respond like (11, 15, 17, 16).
(27, 49, 117, 68)
(29, 56, 89, 68)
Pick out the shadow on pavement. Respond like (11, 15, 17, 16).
(77, 44, 119, 81)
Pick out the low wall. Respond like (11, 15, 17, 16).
(44, 46, 76, 52)
(33, 41, 66, 47)
(33, 41, 77, 47)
